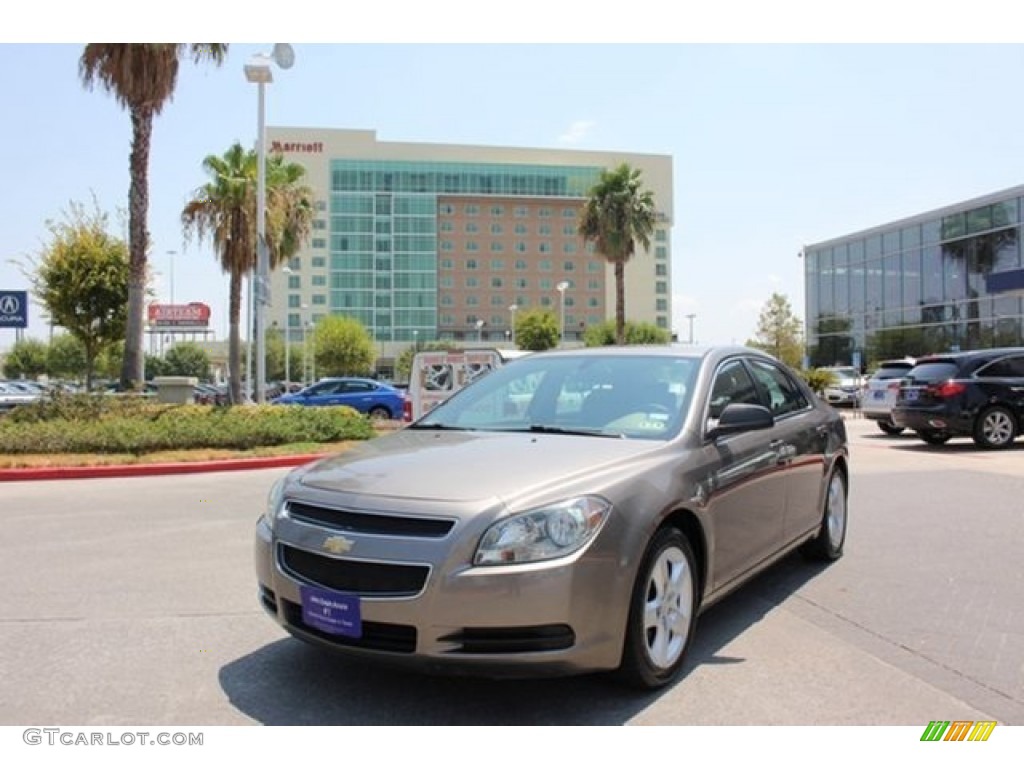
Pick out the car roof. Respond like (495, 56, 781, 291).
(914, 347, 1024, 364)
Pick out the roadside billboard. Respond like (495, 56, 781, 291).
(147, 303, 211, 329)
(0, 290, 28, 329)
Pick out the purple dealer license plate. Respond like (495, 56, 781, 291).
(300, 585, 362, 638)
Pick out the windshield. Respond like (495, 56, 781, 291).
(411, 353, 700, 440)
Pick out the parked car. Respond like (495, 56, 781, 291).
(271, 377, 406, 420)
(891, 347, 1024, 449)
(861, 358, 916, 434)
(0, 381, 42, 412)
(820, 366, 864, 408)
(255, 346, 850, 688)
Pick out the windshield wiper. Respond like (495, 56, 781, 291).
(526, 424, 623, 438)
(408, 422, 471, 431)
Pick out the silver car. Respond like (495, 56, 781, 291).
(820, 366, 863, 408)
(861, 359, 915, 434)
(255, 346, 849, 688)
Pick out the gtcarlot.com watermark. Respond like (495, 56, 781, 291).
(23, 728, 203, 747)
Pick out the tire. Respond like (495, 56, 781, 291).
(801, 466, 847, 561)
(367, 406, 391, 420)
(972, 406, 1018, 449)
(918, 431, 951, 445)
(617, 527, 698, 689)
(878, 421, 904, 436)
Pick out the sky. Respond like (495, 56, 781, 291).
(5, 4, 1024, 353)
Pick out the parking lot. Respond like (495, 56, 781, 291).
(1, 414, 1021, 725)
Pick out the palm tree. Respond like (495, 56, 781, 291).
(79, 43, 228, 390)
(578, 163, 657, 345)
(181, 143, 314, 404)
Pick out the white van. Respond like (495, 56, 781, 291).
(407, 348, 531, 421)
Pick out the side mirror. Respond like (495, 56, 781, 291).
(707, 403, 774, 441)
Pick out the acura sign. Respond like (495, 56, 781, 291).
(0, 290, 28, 329)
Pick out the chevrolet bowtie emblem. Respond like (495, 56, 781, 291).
(323, 535, 354, 554)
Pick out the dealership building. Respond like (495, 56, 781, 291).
(803, 184, 1024, 369)
(263, 128, 674, 355)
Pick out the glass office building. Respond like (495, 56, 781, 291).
(803, 185, 1024, 368)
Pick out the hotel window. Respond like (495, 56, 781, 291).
(440, 258, 454, 269)
(441, 295, 454, 306)
(562, 208, 576, 218)
(515, 278, 529, 289)
(539, 242, 552, 253)
(539, 278, 553, 290)
(490, 242, 504, 252)
(490, 259, 505, 270)
(440, 314, 454, 326)
(563, 225, 576, 236)
(440, 221, 454, 232)
(312, 238, 326, 249)
(588, 297, 601, 308)
(288, 257, 301, 270)
(465, 222, 479, 233)
(539, 207, 552, 218)
(440, 276, 453, 288)
(655, 281, 668, 294)
(466, 259, 478, 270)
(655, 229, 667, 242)
(288, 275, 300, 289)
(655, 264, 667, 276)
(313, 219, 327, 230)
(587, 279, 601, 291)
(491, 277, 503, 288)
(491, 223, 503, 234)
(315, 200, 327, 211)
(514, 259, 527, 270)
(587, 261, 602, 272)
(311, 256, 326, 268)
(288, 295, 300, 308)
(655, 246, 667, 259)
(466, 241, 479, 252)
(439, 204, 454, 215)
(465, 277, 480, 288)
(563, 242, 577, 253)
(539, 260, 552, 271)
(515, 223, 528, 235)
(312, 275, 326, 287)
(465, 204, 479, 216)
(515, 242, 527, 253)
(514, 206, 528, 217)
(539, 224, 551, 236)
(491, 295, 506, 306)
(466, 296, 479, 307)
(656, 299, 668, 311)
(490, 205, 504, 216)
(312, 294, 327, 305)
(441, 241, 454, 251)
(563, 261, 575, 271)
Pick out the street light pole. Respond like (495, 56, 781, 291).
(508, 303, 518, 347)
(166, 250, 177, 305)
(556, 281, 569, 346)
(685, 313, 696, 344)
(245, 44, 294, 405)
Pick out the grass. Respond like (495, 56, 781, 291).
(0, 440, 357, 469)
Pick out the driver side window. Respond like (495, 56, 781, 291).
(708, 360, 760, 420)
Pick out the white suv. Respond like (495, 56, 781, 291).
(862, 359, 915, 434)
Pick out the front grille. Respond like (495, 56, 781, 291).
(287, 501, 455, 538)
(438, 625, 576, 654)
(280, 544, 430, 597)
(282, 599, 417, 653)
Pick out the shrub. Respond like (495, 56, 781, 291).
(0, 394, 374, 455)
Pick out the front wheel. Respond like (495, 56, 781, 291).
(617, 528, 698, 689)
(973, 406, 1017, 449)
(801, 466, 847, 561)
(878, 421, 904, 436)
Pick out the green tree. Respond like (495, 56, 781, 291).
(30, 203, 131, 389)
(578, 163, 657, 345)
(515, 309, 559, 351)
(3, 338, 49, 379)
(165, 342, 211, 380)
(48, 334, 88, 380)
(746, 292, 804, 368)
(266, 325, 286, 383)
(80, 43, 228, 391)
(312, 316, 376, 376)
(145, 354, 169, 380)
(583, 320, 671, 347)
(181, 142, 314, 404)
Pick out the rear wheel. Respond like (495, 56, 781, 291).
(878, 421, 904, 436)
(918, 431, 951, 445)
(801, 466, 847, 561)
(367, 406, 391, 420)
(973, 406, 1017, 449)
(617, 528, 698, 689)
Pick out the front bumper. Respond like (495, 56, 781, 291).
(254, 504, 633, 678)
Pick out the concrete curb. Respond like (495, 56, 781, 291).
(0, 453, 329, 482)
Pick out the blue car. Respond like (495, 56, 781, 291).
(272, 377, 405, 420)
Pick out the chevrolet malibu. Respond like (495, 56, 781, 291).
(255, 346, 849, 688)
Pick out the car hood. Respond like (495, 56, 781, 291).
(293, 428, 664, 504)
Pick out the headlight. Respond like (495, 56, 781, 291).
(262, 477, 286, 527)
(474, 496, 611, 565)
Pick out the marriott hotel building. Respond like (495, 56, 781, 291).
(264, 128, 674, 351)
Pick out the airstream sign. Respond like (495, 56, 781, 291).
(147, 303, 211, 329)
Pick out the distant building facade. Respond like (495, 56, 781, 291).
(803, 185, 1024, 368)
(264, 128, 673, 357)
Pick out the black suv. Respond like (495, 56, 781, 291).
(891, 347, 1024, 449)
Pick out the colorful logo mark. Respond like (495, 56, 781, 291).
(920, 721, 997, 742)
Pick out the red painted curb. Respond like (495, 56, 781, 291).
(0, 453, 331, 482)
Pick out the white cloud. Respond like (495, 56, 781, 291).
(558, 120, 595, 145)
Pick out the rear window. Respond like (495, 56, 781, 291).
(870, 363, 913, 380)
(905, 361, 959, 384)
